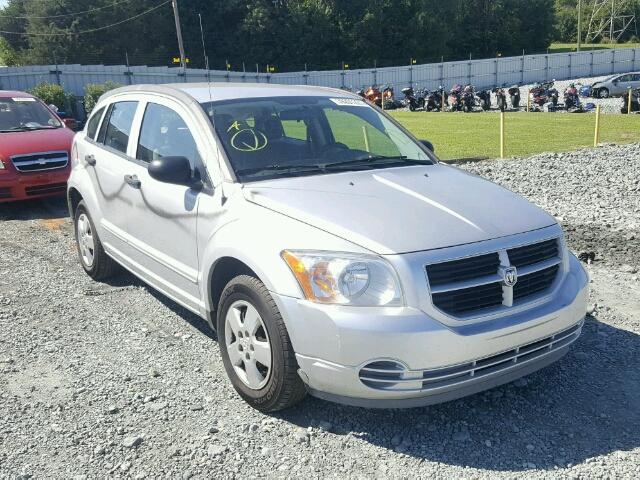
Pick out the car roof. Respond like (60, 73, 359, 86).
(0, 90, 36, 99)
(102, 82, 360, 104)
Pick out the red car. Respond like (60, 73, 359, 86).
(0, 90, 75, 203)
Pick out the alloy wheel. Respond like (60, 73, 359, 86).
(76, 213, 95, 268)
(224, 300, 272, 390)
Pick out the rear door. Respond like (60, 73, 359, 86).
(119, 98, 205, 311)
(630, 73, 640, 91)
(89, 100, 140, 259)
(613, 74, 632, 95)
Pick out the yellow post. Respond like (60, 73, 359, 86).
(628, 87, 633, 114)
(362, 125, 371, 152)
(593, 104, 601, 147)
(500, 111, 505, 158)
(442, 90, 446, 112)
(526, 89, 531, 112)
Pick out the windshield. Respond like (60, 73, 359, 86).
(0, 97, 62, 133)
(201, 96, 435, 182)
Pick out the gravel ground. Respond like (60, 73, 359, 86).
(1, 143, 639, 479)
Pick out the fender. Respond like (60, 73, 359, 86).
(200, 201, 370, 316)
(67, 166, 105, 233)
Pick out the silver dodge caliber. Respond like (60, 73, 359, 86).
(68, 83, 589, 411)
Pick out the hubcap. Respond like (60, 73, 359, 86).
(224, 300, 272, 390)
(76, 213, 95, 268)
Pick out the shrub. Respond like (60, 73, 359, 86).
(84, 81, 121, 114)
(27, 83, 72, 111)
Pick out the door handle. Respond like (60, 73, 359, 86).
(84, 154, 96, 166)
(124, 174, 141, 189)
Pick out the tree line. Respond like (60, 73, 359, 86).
(0, 0, 635, 71)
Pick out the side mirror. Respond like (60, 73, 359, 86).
(148, 156, 201, 189)
(62, 118, 77, 131)
(420, 140, 434, 153)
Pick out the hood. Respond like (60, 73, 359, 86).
(243, 164, 556, 255)
(0, 128, 75, 160)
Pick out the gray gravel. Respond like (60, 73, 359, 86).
(1, 143, 639, 479)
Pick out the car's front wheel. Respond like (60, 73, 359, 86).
(217, 275, 306, 412)
(598, 88, 610, 98)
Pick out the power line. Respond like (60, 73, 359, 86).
(0, 0, 134, 19)
(0, 0, 170, 36)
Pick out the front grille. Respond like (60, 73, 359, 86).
(0, 187, 11, 199)
(11, 151, 68, 172)
(25, 183, 66, 196)
(514, 265, 559, 301)
(426, 237, 562, 318)
(508, 239, 558, 268)
(426, 253, 500, 286)
(359, 321, 583, 392)
(432, 282, 503, 315)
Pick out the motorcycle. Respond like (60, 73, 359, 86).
(621, 88, 640, 114)
(449, 84, 463, 112)
(425, 86, 448, 111)
(461, 84, 476, 112)
(381, 85, 402, 110)
(530, 81, 559, 109)
(493, 86, 507, 112)
(564, 84, 581, 111)
(476, 89, 491, 111)
(401, 86, 425, 111)
(364, 85, 383, 107)
(508, 86, 521, 109)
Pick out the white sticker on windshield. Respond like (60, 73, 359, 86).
(12, 97, 36, 102)
(330, 98, 367, 107)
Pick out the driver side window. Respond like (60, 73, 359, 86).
(136, 103, 201, 169)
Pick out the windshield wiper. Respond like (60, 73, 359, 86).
(0, 125, 57, 133)
(236, 164, 326, 177)
(236, 156, 433, 179)
(323, 155, 433, 170)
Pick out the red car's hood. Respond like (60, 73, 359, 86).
(0, 128, 75, 159)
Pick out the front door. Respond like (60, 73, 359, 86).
(120, 100, 206, 312)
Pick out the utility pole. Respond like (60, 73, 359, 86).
(610, 0, 615, 42)
(577, 0, 582, 51)
(172, 0, 187, 69)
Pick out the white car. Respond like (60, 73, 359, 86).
(68, 83, 589, 411)
(591, 72, 640, 98)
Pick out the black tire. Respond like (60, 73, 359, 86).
(74, 201, 119, 281)
(598, 88, 609, 99)
(217, 275, 306, 412)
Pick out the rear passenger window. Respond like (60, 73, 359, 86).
(101, 101, 138, 154)
(86, 107, 105, 140)
(136, 103, 200, 168)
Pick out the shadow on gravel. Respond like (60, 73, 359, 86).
(279, 315, 640, 472)
(100, 269, 217, 341)
(0, 197, 68, 221)
(564, 222, 640, 267)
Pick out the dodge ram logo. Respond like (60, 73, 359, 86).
(502, 266, 518, 287)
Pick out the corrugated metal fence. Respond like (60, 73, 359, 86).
(1, 47, 638, 100)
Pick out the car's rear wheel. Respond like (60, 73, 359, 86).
(217, 275, 306, 412)
(74, 201, 119, 280)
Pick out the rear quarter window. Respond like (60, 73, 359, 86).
(86, 107, 105, 140)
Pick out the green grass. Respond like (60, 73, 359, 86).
(389, 111, 640, 160)
(549, 42, 640, 53)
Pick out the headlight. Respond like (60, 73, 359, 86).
(281, 250, 403, 306)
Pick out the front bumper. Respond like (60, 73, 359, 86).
(0, 168, 69, 203)
(273, 254, 589, 408)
